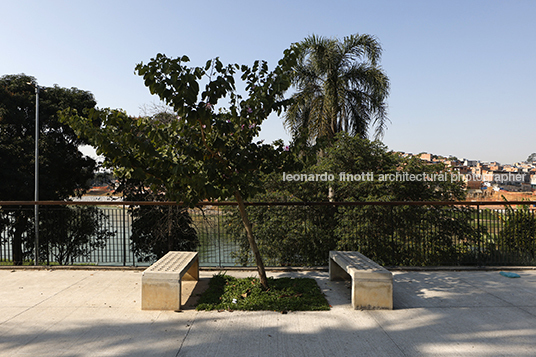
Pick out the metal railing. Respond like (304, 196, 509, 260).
(1, 200, 535, 267)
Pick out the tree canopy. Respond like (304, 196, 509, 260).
(63, 53, 296, 205)
(0, 74, 97, 201)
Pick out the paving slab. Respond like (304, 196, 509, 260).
(1, 269, 536, 356)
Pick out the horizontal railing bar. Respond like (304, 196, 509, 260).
(1, 200, 536, 207)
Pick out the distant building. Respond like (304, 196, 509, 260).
(463, 159, 478, 167)
(420, 153, 432, 162)
(531, 174, 536, 189)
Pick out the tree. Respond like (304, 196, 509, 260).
(322, 135, 474, 265)
(0, 74, 98, 264)
(114, 104, 199, 263)
(38, 206, 115, 265)
(139, 101, 176, 124)
(498, 203, 536, 262)
(285, 34, 390, 144)
(527, 153, 536, 163)
(227, 133, 472, 266)
(61, 50, 298, 288)
(117, 178, 198, 262)
(315, 134, 466, 202)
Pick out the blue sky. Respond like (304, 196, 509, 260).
(2, 0, 535, 164)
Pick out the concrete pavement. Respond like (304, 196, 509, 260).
(1, 268, 536, 356)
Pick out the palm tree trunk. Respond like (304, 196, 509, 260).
(234, 190, 269, 289)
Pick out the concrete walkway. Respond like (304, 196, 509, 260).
(1, 268, 536, 356)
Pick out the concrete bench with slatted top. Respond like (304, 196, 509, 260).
(329, 251, 393, 310)
(141, 251, 199, 311)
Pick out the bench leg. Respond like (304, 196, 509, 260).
(141, 278, 182, 311)
(182, 258, 199, 281)
(351, 278, 393, 310)
(329, 258, 349, 281)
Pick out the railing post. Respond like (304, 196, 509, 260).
(217, 206, 222, 267)
(122, 204, 126, 266)
(477, 203, 481, 264)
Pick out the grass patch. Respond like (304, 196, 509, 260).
(196, 274, 330, 312)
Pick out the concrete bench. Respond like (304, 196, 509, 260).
(329, 251, 393, 310)
(141, 251, 199, 311)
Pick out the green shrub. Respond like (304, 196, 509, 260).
(498, 204, 536, 263)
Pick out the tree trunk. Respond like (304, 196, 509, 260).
(234, 190, 269, 289)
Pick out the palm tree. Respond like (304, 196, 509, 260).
(285, 34, 390, 144)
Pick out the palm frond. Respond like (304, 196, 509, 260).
(285, 33, 390, 144)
